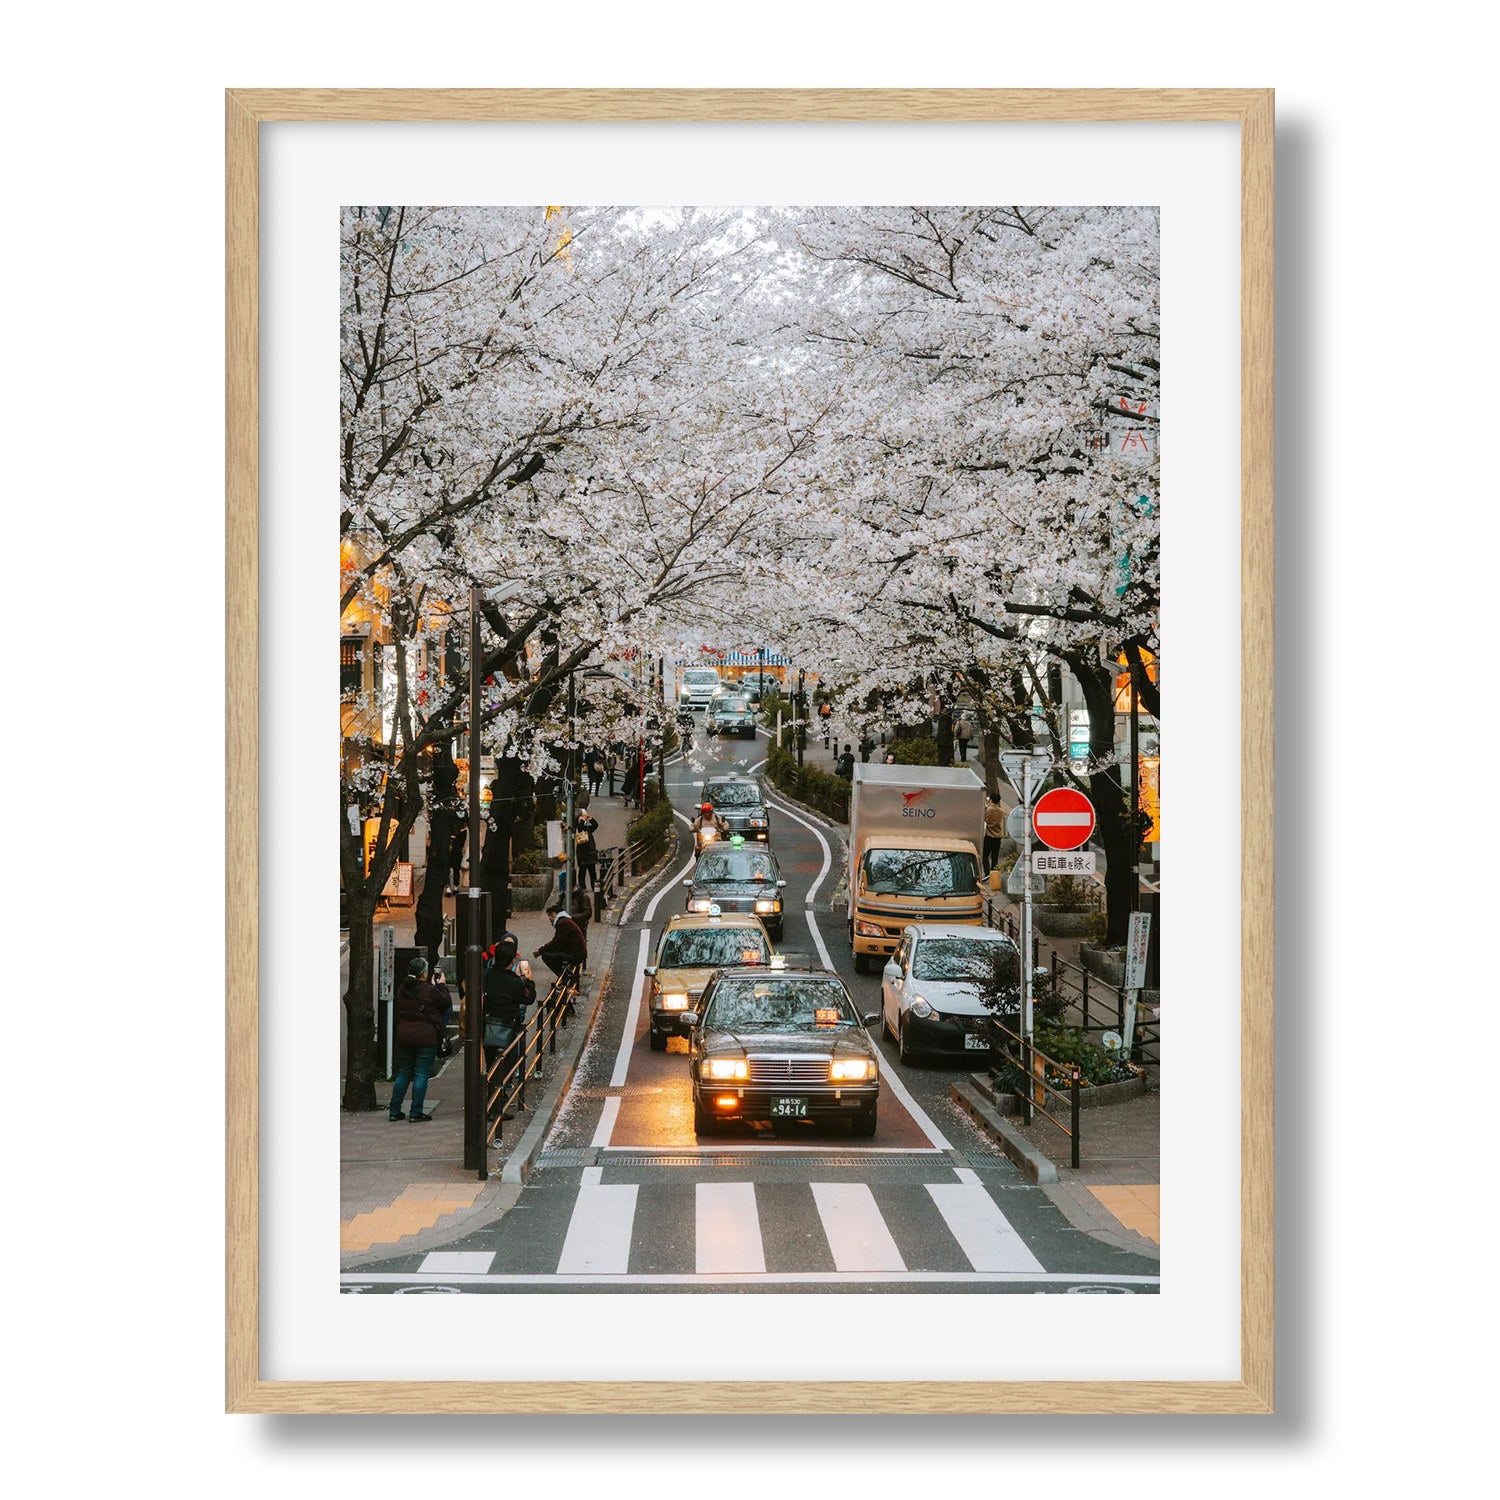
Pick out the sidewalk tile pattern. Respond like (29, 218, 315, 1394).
(1086, 1184, 1159, 1244)
(341, 1181, 485, 1252)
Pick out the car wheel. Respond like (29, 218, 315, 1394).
(770, 922, 783, 942)
(881, 999, 894, 1041)
(854, 951, 872, 975)
(851, 1104, 878, 1138)
(649, 1029, 668, 1053)
(693, 1096, 719, 1135)
(898, 1019, 919, 1066)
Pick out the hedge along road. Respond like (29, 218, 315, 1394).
(588, 723, 980, 1155)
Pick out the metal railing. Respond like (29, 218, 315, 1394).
(983, 902, 1159, 1068)
(984, 1016, 1082, 1170)
(482, 967, 581, 1161)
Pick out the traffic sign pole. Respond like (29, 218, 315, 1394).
(1021, 756, 1033, 1118)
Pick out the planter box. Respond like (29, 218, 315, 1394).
(1033, 907, 1096, 938)
(1079, 943, 1126, 989)
(509, 871, 555, 911)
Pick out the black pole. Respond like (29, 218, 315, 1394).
(1130, 659, 1141, 913)
(796, 668, 806, 770)
(464, 585, 487, 1175)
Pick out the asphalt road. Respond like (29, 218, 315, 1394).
(346, 724, 1160, 1294)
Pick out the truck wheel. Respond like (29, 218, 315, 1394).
(854, 952, 872, 975)
(851, 1104, 878, 1138)
(649, 1029, 668, 1052)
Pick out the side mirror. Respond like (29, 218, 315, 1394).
(861, 1013, 881, 1029)
(777, 879, 787, 888)
(681, 1011, 699, 1029)
(643, 965, 657, 977)
(682, 878, 692, 887)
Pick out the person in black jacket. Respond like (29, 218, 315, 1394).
(536, 902, 587, 982)
(483, 936, 536, 1119)
(388, 957, 446, 1122)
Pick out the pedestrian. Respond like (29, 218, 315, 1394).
(956, 714, 974, 761)
(574, 807, 600, 892)
(983, 793, 1006, 875)
(430, 961, 454, 1055)
(388, 957, 445, 1122)
(605, 745, 620, 796)
(446, 823, 467, 895)
(883, 751, 896, 765)
(835, 744, 854, 780)
(819, 699, 832, 747)
(586, 748, 604, 796)
(859, 735, 874, 763)
(483, 934, 536, 1120)
(535, 901, 588, 986)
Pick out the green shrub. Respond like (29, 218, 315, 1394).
(512, 848, 547, 874)
(884, 735, 938, 765)
(627, 795, 675, 862)
(1041, 875, 1100, 913)
(764, 741, 850, 822)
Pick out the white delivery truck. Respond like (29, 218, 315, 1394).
(847, 763, 986, 972)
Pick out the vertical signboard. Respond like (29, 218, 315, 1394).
(1124, 911, 1152, 992)
(377, 924, 396, 1077)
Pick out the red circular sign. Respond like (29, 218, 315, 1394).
(1031, 787, 1096, 850)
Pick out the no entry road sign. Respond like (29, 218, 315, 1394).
(1032, 787, 1096, 850)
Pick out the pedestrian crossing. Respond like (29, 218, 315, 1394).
(372, 1168, 1160, 1287)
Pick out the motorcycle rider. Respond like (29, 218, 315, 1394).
(691, 800, 728, 849)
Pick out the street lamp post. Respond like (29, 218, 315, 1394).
(796, 667, 806, 771)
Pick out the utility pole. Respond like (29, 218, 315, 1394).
(462, 586, 488, 1175)
(565, 669, 577, 919)
(796, 667, 806, 771)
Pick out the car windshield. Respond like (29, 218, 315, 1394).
(716, 698, 750, 712)
(696, 849, 778, 883)
(707, 782, 761, 807)
(705, 978, 858, 1030)
(913, 937, 1019, 984)
(684, 671, 719, 685)
(659, 927, 771, 969)
(863, 848, 980, 897)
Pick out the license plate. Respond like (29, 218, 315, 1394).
(963, 1033, 989, 1050)
(770, 1097, 808, 1117)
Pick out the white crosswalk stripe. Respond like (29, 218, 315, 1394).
(810, 1182, 907, 1272)
(926, 1182, 1045, 1273)
(696, 1182, 766, 1273)
(557, 1180, 639, 1274)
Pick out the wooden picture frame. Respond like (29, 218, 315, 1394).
(226, 87, 1274, 1415)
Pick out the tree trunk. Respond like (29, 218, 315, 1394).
(1067, 652, 1135, 946)
(413, 802, 452, 962)
(342, 887, 380, 1111)
(935, 705, 954, 766)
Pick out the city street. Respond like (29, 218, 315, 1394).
(341, 727, 1160, 1294)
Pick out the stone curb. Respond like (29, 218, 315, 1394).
(499, 923, 620, 1185)
(1042, 1183, 1160, 1262)
(950, 1079, 1059, 1184)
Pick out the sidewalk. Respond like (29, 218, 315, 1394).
(339, 788, 642, 1268)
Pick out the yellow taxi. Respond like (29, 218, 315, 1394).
(643, 910, 774, 1052)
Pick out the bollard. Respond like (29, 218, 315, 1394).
(1070, 1068, 1081, 1169)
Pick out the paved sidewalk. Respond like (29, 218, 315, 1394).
(339, 788, 648, 1268)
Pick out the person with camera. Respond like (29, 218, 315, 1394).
(482, 935, 536, 1121)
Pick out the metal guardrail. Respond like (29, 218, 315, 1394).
(984, 1015, 1082, 1169)
(983, 902, 1159, 1068)
(482, 967, 580, 1157)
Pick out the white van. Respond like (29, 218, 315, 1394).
(679, 666, 722, 710)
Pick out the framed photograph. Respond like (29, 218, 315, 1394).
(227, 88, 1273, 1415)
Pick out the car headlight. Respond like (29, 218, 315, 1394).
(690, 899, 713, 913)
(909, 996, 934, 1019)
(701, 1058, 749, 1081)
(659, 992, 689, 1010)
(754, 899, 781, 913)
(830, 1058, 876, 1082)
(748, 817, 767, 827)
(854, 920, 885, 938)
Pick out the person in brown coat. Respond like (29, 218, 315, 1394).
(535, 902, 588, 982)
(388, 957, 446, 1122)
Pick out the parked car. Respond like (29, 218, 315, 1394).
(701, 774, 771, 842)
(684, 962, 881, 1135)
(642, 911, 774, 1052)
(684, 841, 787, 940)
(879, 922, 1021, 1064)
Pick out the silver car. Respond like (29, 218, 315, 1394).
(879, 923, 1021, 1064)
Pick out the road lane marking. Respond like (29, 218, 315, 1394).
(418, 1251, 496, 1274)
(695, 1182, 766, 1274)
(557, 1178, 638, 1274)
(927, 1182, 1045, 1273)
(345, 1271, 1159, 1287)
(591, 1094, 622, 1149)
(811, 1182, 906, 1272)
(608, 929, 655, 1089)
